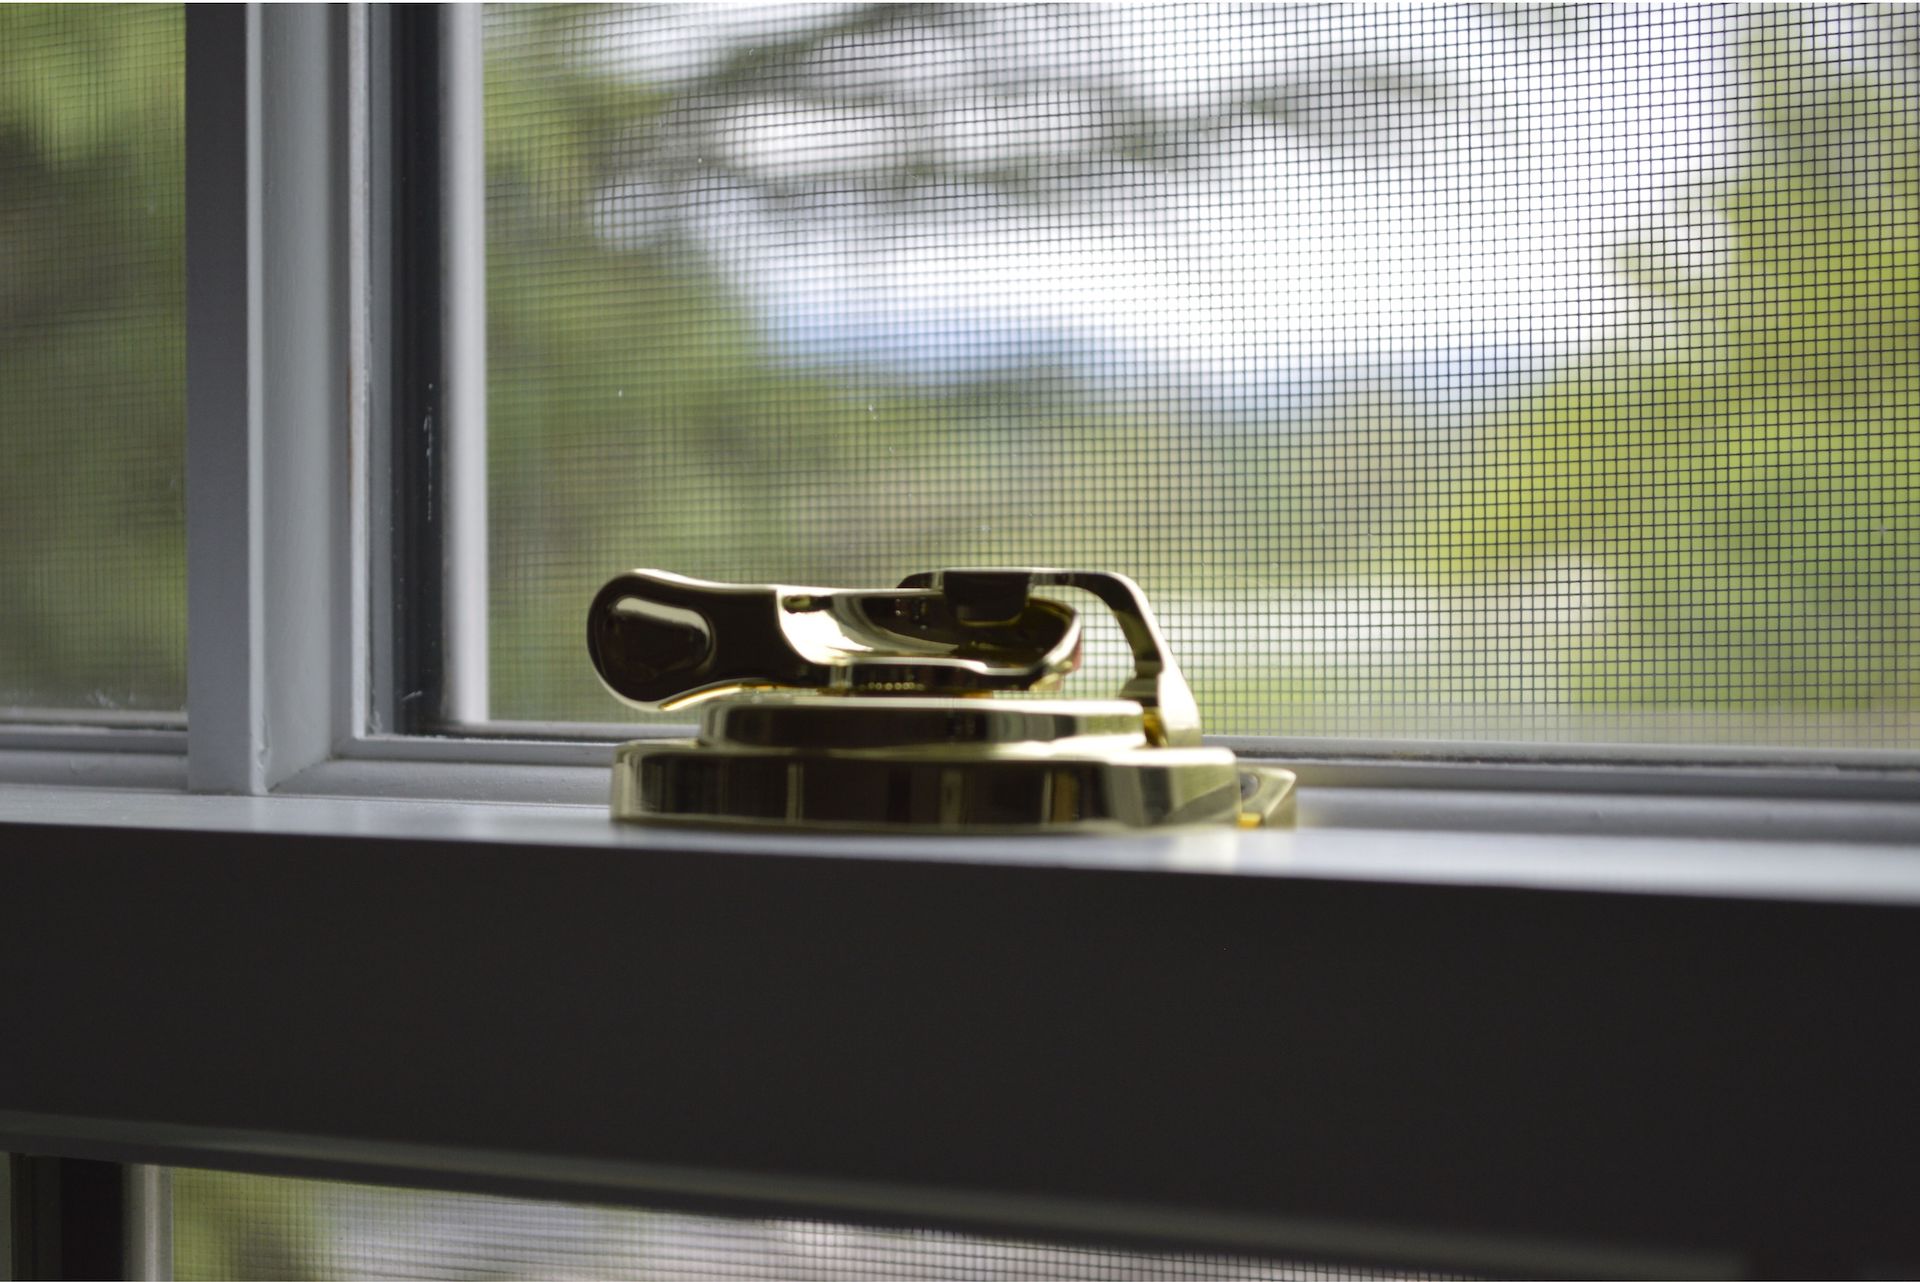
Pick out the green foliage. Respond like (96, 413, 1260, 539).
(0, 4, 185, 711)
(172, 1169, 325, 1281)
(0, 5, 183, 167)
(1417, 11, 1920, 706)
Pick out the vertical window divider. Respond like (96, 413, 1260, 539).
(123, 1166, 171, 1282)
(346, 3, 378, 757)
(441, 5, 491, 730)
(184, 5, 353, 795)
(381, 5, 462, 739)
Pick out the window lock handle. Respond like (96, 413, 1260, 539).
(587, 567, 1293, 832)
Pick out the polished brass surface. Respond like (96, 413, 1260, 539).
(611, 738, 1296, 833)
(588, 569, 1081, 710)
(703, 695, 1148, 751)
(896, 569, 1201, 746)
(589, 568, 1294, 831)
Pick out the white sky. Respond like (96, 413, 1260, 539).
(567, 4, 1901, 394)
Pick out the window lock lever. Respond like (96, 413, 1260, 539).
(587, 567, 1295, 832)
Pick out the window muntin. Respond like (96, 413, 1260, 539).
(468, 4, 1920, 751)
(0, 5, 187, 721)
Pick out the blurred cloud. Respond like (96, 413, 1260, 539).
(573, 5, 1761, 398)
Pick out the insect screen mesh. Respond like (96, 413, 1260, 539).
(172, 1169, 1465, 1281)
(0, 6, 186, 717)
(482, 4, 1920, 748)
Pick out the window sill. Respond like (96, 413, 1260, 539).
(4, 782, 1920, 902)
(3, 783, 1919, 1277)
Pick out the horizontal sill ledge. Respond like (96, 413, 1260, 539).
(4, 782, 1920, 905)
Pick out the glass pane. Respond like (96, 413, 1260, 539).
(481, 5, 1920, 749)
(172, 1168, 1461, 1280)
(0, 5, 187, 719)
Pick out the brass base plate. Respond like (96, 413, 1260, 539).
(611, 739, 1295, 833)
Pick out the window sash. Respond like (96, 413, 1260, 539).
(7, 790, 1920, 1276)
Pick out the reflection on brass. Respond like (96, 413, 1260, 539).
(588, 568, 1295, 832)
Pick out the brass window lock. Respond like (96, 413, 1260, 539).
(588, 568, 1295, 832)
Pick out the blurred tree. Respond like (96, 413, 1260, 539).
(10, 4, 1913, 728)
(476, 3, 1469, 719)
(0, 5, 185, 713)
(1420, 8, 1920, 706)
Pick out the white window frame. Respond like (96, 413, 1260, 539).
(5, 7, 1920, 1279)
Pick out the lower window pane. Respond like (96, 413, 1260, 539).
(172, 1169, 1460, 1282)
